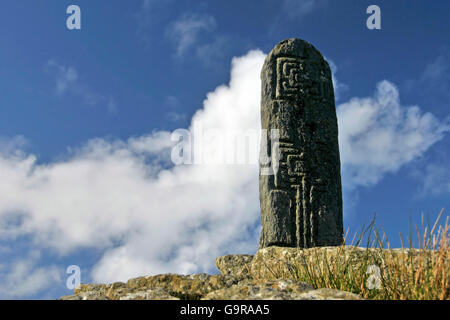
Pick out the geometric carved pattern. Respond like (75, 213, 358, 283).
(259, 38, 343, 249)
(272, 138, 312, 247)
(274, 139, 304, 190)
(276, 57, 301, 99)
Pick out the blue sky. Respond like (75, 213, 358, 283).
(0, 0, 449, 299)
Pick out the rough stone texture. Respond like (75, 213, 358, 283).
(125, 273, 238, 299)
(296, 288, 362, 300)
(60, 287, 179, 301)
(119, 288, 180, 300)
(217, 246, 425, 283)
(259, 38, 343, 248)
(215, 254, 253, 280)
(249, 246, 370, 280)
(60, 266, 363, 300)
(202, 279, 314, 300)
(60, 275, 362, 300)
(204, 284, 360, 300)
(61, 273, 239, 300)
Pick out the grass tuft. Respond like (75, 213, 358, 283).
(266, 209, 449, 300)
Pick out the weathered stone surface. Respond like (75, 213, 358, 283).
(60, 267, 364, 300)
(63, 273, 239, 300)
(60, 294, 84, 300)
(217, 246, 425, 283)
(215, 254, 253, 280)
(202, 279, 314, 300)
(203, 282, 360, 300)
(119, 288, 179, 300)
(60, 291, 110, 300)
(296, 288, 362, 300)
(125, 273, 238, 299)
(259, 38, 343, 248)
(61, 287, 179, 300)
(249, 246, 370, 279)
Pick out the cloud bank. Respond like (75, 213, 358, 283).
(338, 80, 449, 189)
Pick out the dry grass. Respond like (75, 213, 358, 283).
(275, 209, 449, 300)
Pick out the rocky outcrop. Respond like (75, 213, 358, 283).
(60, 274, 361, 300)
(61, 274, 239, 300)
(202, 279, 315, 300)
(60, 247, 367, 300)
(222, 245, 420, 281)
(201, 279, 360, 300)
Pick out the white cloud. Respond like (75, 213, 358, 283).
(0, 50, 448, 297)
(281, 0, 319, 19)
(338, 80, 449, 189)
(137, 4, 229, 63)
(327, 59, 348, 101)
(136, 0, 167, 23)
(166, 13, 217, 57)
(46, 60, 78, 95)
(269, 1, 326, 36)
(134, 0, 176, 47)
(107, 98, 118, 115)
(422, 52, 450, 83)
(405, 50, 450, 97)
(164, 95, 187, 122)
(416, 163, 450, 196)
(0, 51, 265, 287)
(0, 136, 28, 156)
(0, 251, 61, 299)
(166, 112, 187, 122)
(45, 60, 117, 114)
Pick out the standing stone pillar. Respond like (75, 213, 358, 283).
(259, 38, 343, 248)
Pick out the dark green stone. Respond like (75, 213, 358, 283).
(259, 38, 343, 248)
